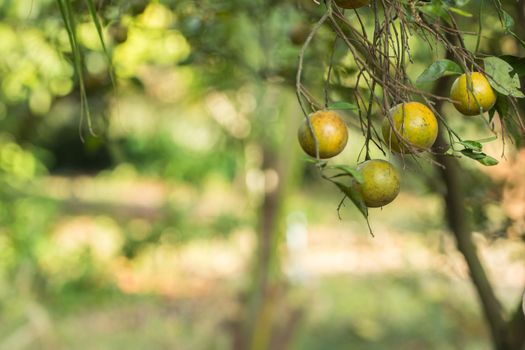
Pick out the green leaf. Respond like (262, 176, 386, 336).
(416, 59, 463, 85)
(304, 158, 327, 167)
(328, 165, 364, 184)
(448, 7, 472, 17)
(495, 93, 510, 118)
(477, 155, 499, 166)
(499, 55, 525, 77)
(333, 181, 368, 218)
(502, 10, 514, 33)
(488, 107, 496, 124)
(459, 149, 484, 160)
(483, 56, 525, 98)
(460, 149, 499, 166)
(489, 93, 509, 124)
(499, 11, 525, 49)
(458, 140, 482, 151)
(475, 136, 498, 144)
(327, 102, 358, 110)
(419, 0, 451, 23)
(495, 96, 522, 146)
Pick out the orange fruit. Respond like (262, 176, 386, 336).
(297, 110, 348, 159)
(450, 72, 496, 116)
(357, 159, 400, 208)
(334, 0, 370, 9)
(382, 102, 438, 153)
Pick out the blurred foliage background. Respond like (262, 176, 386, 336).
(0, 0, 523, 349)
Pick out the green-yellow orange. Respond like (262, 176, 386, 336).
(450, 72, 496, 116)
(382, 102, 438, 153)
(297, 110, 348, 159)
(357, 159, 400, 208)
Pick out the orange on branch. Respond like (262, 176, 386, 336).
(357, 159, 400, 208)
(297, 110, 348, 159)
(382, 102, 438, 153)
(450, 72, 496, 116)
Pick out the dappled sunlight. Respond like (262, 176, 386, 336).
(42, 174, 167, 210)
(113, 231, 254, 297)
(52, 216, 124, 261)
(206, 92, 251, 139)
(112, 23, 190, 77)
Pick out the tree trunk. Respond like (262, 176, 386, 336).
(231, 87, 303, 350)
(432, 65, 524, 349)
(433, 132, 507, 349)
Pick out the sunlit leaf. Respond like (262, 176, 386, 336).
(460, 149, 499, 166)
(449, 7, 472, 17)
(458, 140, 482, 151)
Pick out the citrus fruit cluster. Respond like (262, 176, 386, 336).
(298, 71, 497, 210)
(298, 111, 401, 208)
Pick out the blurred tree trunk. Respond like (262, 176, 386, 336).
(247, 146, 285, 350)
(433, 47, 525, 349)
(248, 90, 302, 350)
(229, 87, 303, 350)
(433, 131, 508, 349)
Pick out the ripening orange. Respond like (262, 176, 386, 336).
(450, 72, 496, 116)
(382, 102, 438, 153)
(357, 159, 400, 208)
(297, 110, 348, 159)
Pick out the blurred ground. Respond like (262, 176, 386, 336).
(0, 172, 523, 350)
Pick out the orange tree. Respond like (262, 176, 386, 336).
(293, 0, 525, 348)
(295, 0, 522, 217)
